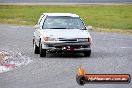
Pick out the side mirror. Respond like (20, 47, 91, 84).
(34, 25, 39, 29)
(86, 26, 93, 30)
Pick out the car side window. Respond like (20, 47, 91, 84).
(37, 15, 45, 25)
(40, 17, 46, 29)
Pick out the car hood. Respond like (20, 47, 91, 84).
(41, 29, 91, 38)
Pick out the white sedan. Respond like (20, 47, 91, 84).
(33, 13, 92, 57)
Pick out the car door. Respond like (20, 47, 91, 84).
(34, 15, 45, 46)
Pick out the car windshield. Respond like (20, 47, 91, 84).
(42, 16, 86, 29)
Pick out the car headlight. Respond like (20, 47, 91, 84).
(43, 37, 58, 41)
(78, 38, 92, 43)
(78, 38, 88, 42)
(48, 37, 57, 41)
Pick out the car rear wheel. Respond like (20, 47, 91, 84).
(33, 39, 39, 54)
(39, 42, 46, 57)
(83, 50, 91, 57)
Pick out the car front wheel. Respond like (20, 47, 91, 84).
(39, 42, 46, 57)
(33, 39, 39, 54)
(83, 50, 91, 57)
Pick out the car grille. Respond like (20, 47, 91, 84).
(59, 38, 77, 42)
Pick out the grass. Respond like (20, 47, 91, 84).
(0, 5, 132, 34)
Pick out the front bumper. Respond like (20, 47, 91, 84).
(42, 41, 91, 52)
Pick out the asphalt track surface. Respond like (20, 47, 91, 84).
(0, 0, 132, 3)
(0, 24, 132, 88)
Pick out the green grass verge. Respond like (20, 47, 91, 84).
(0, 5, 132, 34)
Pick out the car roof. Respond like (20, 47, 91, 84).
(43, 13, 79, 17)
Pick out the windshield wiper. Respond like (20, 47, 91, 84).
(49, 28, 67, 29)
